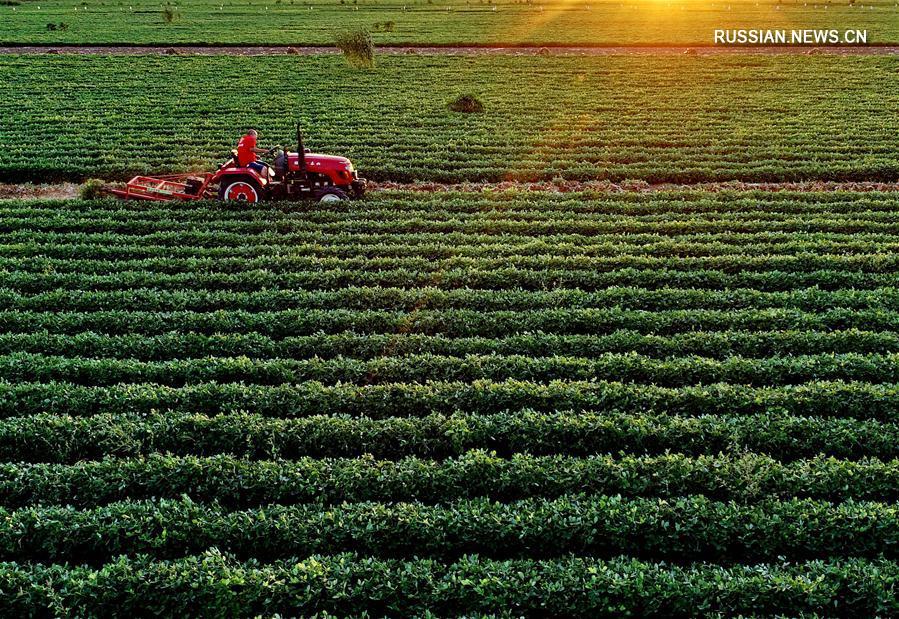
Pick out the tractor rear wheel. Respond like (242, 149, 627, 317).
(315, 187, 349, 203)
(219, 178, 262, 203)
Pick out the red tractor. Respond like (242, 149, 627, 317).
(108, 126, 366, 203)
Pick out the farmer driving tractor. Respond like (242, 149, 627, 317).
(106, 123, 366, 202)
(236, 129, 271, 175)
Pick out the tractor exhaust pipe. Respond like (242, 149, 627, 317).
(296, 123, 306, 173)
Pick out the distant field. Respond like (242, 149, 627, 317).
(0, 0, 896, 45)
(1, 53, 897, 183)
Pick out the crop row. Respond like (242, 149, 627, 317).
(3, 410, 898, 463)
(12, 192, 899, 215)
(2, 286, 898, 313)
(6, 495, 899, 563)
(4, 379, 899, 421)
(7, 211, 899, 237)
(6, 351, 899, 388)
(1, 552, 894, 617)
(3, 307, 899, 337)
(6, 452, 899, 509)
(3, 329, 898, 361)
(6, 267, 899, 294)
(10, 224, 899, 251)
(9, 235, 899, 263)
(7, 202, 899, 226)
(10, 252, 899, 277)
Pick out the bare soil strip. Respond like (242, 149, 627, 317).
(5, 180, 899, 201)
(2, 45, 897, 56)
(0, 183, 81, 200)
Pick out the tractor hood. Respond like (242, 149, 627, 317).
(288, 152, 353, 172)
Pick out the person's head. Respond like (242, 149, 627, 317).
(246, 129, 258, 137)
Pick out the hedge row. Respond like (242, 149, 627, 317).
(5, 351, 899, 388)
(4, 495, 899, 562)
(5, 266, 896, 293)
(3, 329, 896, 362)
(3, 379, 897, 420)
(3, 285, 897, 312)
(4, 451, 899, 509)
(0, 552, 895, 616)
(3, 307, 899, 337)
(4, 409, 899, 464)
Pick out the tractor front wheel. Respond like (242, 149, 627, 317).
(219, 179, 262, 203)
(315, 187, 349, 203)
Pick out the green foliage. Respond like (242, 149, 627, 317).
(161, 6, 179, 22)
(0, 552, 896, 616)
(1, 56, 897, 183)
(3, 409, 899, 463)
(0, 192, 898, 614)
(5, 452, 899, 508)
(78, 178, 104, 199)
(334, 28, 375, 68)
(371, 20, 395, 32)
(6, 495, 899, 563)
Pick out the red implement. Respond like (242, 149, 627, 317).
(106, 174, 213, 201)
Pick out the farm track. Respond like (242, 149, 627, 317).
(2, 44, 898, 55)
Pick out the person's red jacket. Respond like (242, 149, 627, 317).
(236, 134, 257, 167)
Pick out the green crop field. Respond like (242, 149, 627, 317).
(2, 54, 898, 183)
(1, 0, 897, 45)
(1, 190, 899, 614)
(2, 0, 898, 604)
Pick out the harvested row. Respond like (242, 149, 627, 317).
(3, 329, 898, 361)
(4, 452, 899, 509)
(2, 286, 898, 313)
(6, 351, 899, 388)
(2, 410, 899, 463)
(3, 379, 898, 421)
(0, 552, 893, 617)
(4, 495, 899, 563)
(4, 308, 899, 337)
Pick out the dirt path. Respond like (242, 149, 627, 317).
(4, 180, 899, 201)
(2, 44, 897, 56)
